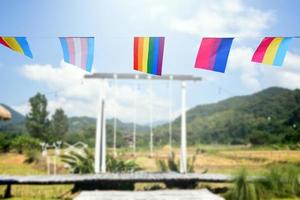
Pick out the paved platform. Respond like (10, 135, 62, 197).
(75, 189, 225, 200)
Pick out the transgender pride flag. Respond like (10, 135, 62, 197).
(59, 37, 94, 72)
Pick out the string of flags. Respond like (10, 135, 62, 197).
(0, 36, 297, 75)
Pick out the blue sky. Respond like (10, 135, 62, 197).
(1, 0, 300, 124)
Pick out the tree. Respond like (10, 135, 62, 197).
(50, 108, 69, 141)
(248, 130, 280, 145)
(25, 93, 50, 141)
(11, 134, 40, 154)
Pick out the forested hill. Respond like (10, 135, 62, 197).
(2, 87, 300, 146)
(68, 117, 149, 134)
(0, 104, 25, 132)
(0, 104, 24, 123)
(154, 87, 300, 145)
(188, 87, 300, 121)
(0, 106, 149, 134)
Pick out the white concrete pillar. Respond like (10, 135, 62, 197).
(180, 81, 187, 173)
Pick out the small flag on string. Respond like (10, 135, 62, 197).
(252, 37, 292, 66)
(59, 37, 94, 72)
(0, 37, 33, 58)
(133, 37, 165, 76)
(194, 37, 234, 73)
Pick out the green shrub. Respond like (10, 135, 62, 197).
(248, 131, 275, 145)
(260, 164, 300, 198)
(11, 135, 40, 154)
(225, 165, 300, 200)
(61, 148, 94, 174)
(224, 169, 259, 200)
(106, 154, 142, 172)
(61, 148, 142, 174)
(156, 151, 196, 173)
(0, 133, 11, 152)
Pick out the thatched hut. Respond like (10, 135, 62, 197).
(0, 105, 11, 121)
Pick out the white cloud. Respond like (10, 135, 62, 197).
(13, 103, 30, 116)
(228, 47, 300, 91)
(228, 47, 261, 90)
(150, 0, 274, 37)
(13, 62, 173, 124)
(265, 52, 300, 89)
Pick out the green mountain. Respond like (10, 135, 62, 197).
(154, 87, 300, 145)
(68, 117, 149, 134)
(0, 104, 25, 132)
(3, 87, 300, 146)
(68, 116, 96, 133)
(0, 105, 149, 135)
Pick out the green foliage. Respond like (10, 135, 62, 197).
(156, 151, 196, 173)
(50, 108, 69, 142)
(257, 164, 300, 198)
(65, 125, 96, 147)
(25, 93, 50, 141)
(248, 130, 278, 145)
(61, 148, 94, 174)
(0, 104, 25, 133)
(156, 159, 168, 172)
(153, 87, 300, 146)
(11, 135, 41, 154)
(106, 155, 142, 172)
(225, 165, 300, 200)
(167, 152, 179, 172)
(5, 87, 300, 147)
(61, 148, 142, 174)
(224, 169, 259, 200)
(187, 154, 196, 173)
(286, 106, 300, 127)
(0, 132, 12, 152)
(65, 117, 149, 148)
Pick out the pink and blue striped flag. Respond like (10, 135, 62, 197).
(194, 37, 234, 73)
(59, 37, 94, 72)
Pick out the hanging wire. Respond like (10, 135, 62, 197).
(168, 75, 174, 155)
(80, 78, 85, 85)
(113, 74, 118, 157)
(218, 87, 222, 95)
(133, 75, 138, 157)
(148, 75, 153, 157)
(202, 77, 237, 97)
(54, 91, 58, 100)
(12, 35, 300, 39)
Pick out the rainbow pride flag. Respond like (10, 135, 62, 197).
(194, 38, 234, 73)
(0, 37, 33, 58)
(133, 37, 165, 76)
(59, 37, 94, 72)
(252, 37, 292, 66)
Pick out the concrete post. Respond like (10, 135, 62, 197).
(180, 81, 187, 173)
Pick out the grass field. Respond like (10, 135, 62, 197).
(122, 145, 300, 174)
(1, 145, 300, 199)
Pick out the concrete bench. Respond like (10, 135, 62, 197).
(0, 173, 233, 198)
